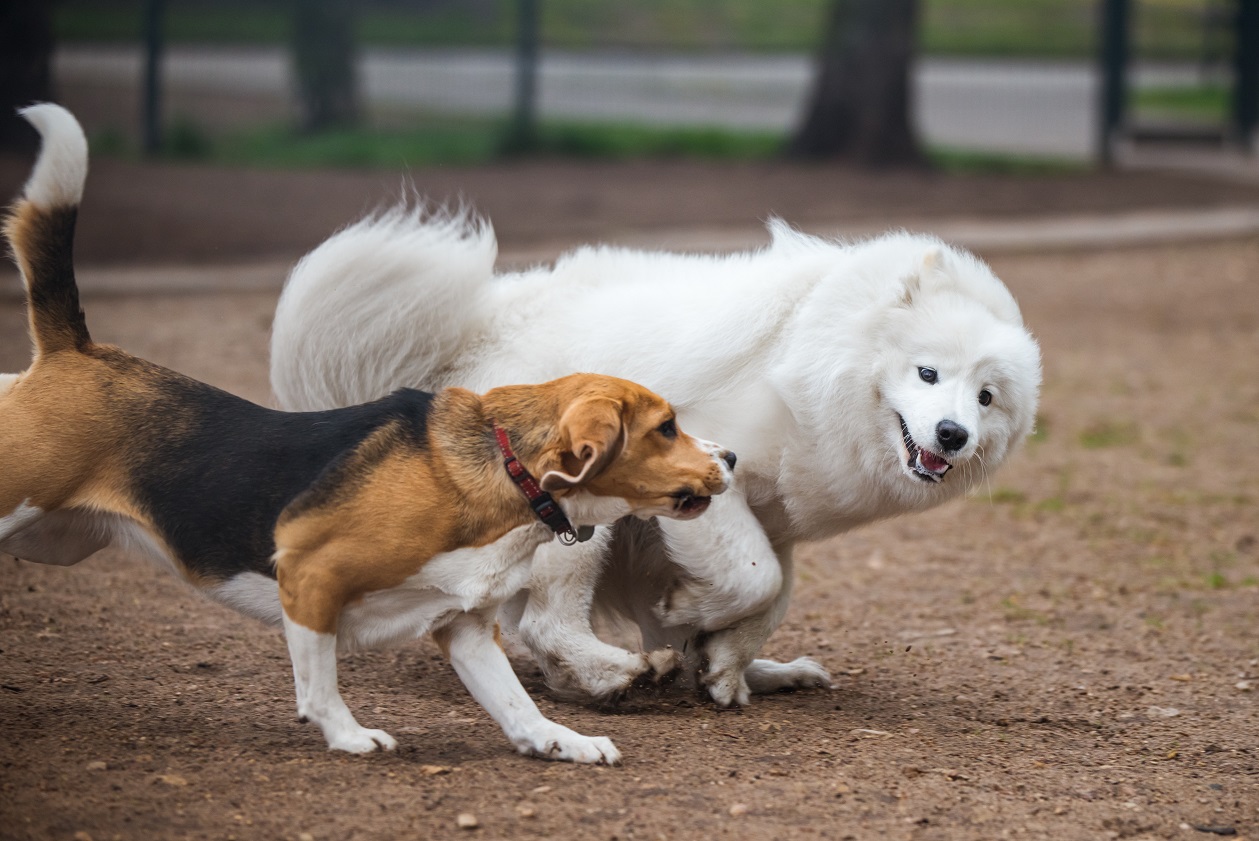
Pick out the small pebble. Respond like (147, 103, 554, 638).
(85, 761, 107, 772)
(456, 812, 479, 830)
(516, 803, 536, 819)
(1146, 706, 1180, 718)
(729, 803, 749, 817)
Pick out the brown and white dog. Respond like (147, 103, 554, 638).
(0, 104, 734, 762)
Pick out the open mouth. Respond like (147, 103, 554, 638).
(898, 414, 951, 483)
(671, 491, 712, 518)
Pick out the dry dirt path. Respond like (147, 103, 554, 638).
(0, 157, 1256, 840)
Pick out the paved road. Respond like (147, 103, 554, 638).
(56, 46, 1208, 159)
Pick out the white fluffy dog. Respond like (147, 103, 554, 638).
(270, 208, 1042, 707)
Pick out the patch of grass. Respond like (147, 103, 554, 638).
(929, 147, 1086, 176)
(989, 488, 1028, 505)
(166, 114, 213, 160)
(921, 0, 1096, 59)
(1133, 84, 1230, 123)
(528, 121, 784, 160)
(1205, 572, 1230, 590)
(54, 0, 1218, 59)
(146, 118, 787, 169)
(1078, 420, 1139, 450)
(92, 114, 1108, 172)
(213, 121, 505, 169)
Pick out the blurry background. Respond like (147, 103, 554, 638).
(2, 0, 1255, 169)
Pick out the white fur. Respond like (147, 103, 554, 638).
(19, 104, 88, 210)
(270, 210, 1042, 705)
(0, 499, 45, 543)
(212, 572, 284, 626)
(282, 522, 619, 762)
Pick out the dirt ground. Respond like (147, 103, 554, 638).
(0, 154, 1257, 841)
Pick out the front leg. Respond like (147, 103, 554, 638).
(281, 613, 397, 753)
(517, 531, 658, 699)
(436, 612, 620, 764)
(654, 488, 783, 631)
(699, 546, 831, 706)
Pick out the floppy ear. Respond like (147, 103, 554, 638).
(539, 396, 627, 492)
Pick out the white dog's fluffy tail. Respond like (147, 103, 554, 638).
(270, 204, 497, 410)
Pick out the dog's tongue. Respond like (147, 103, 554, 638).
(920, 450, 950, 474)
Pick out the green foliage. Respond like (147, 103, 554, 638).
(88, 114, 1101, 172)
(166, 114, 213, 159)
(54, 0, 1227, 60)
(929, 147, 1085, 175)
(1132, 84, 1230, 122)
(89, 117, 788, 169)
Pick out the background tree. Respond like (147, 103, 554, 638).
(0, 0, 54, 152)
(291, 0, 360, 132)
(787, 0, 924, 166)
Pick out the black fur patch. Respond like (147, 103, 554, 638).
(126, 372, 435, 582)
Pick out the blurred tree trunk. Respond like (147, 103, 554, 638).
(0, 0, 54, 152)
(787, 0, 924, 166)
(291, 0, 359, 132)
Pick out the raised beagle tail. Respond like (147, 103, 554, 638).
(4, 103, 91, 356)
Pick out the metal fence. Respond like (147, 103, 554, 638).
(50, 0, 1255, 163)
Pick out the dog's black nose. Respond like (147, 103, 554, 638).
(936, 420, 969, 452)
(723, 450, 737, 470)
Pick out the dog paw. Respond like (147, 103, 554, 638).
(326, 726, 397, 754)
(543, 648, 654, 701)
(703, 667, 751, 708)
(646, 647, 682, 681)
(519, 728, 622, 765)
(745, 657, 833, 694)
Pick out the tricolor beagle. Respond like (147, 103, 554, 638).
(0, 105, 734, 763)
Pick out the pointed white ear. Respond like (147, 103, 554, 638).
(899, 247, 941, 307)
(921, 246, 941, 275)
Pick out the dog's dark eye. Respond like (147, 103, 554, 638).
(918, 367, 938, 384)
(657, 419, 677, 439)
(978, 389, 992, 406)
